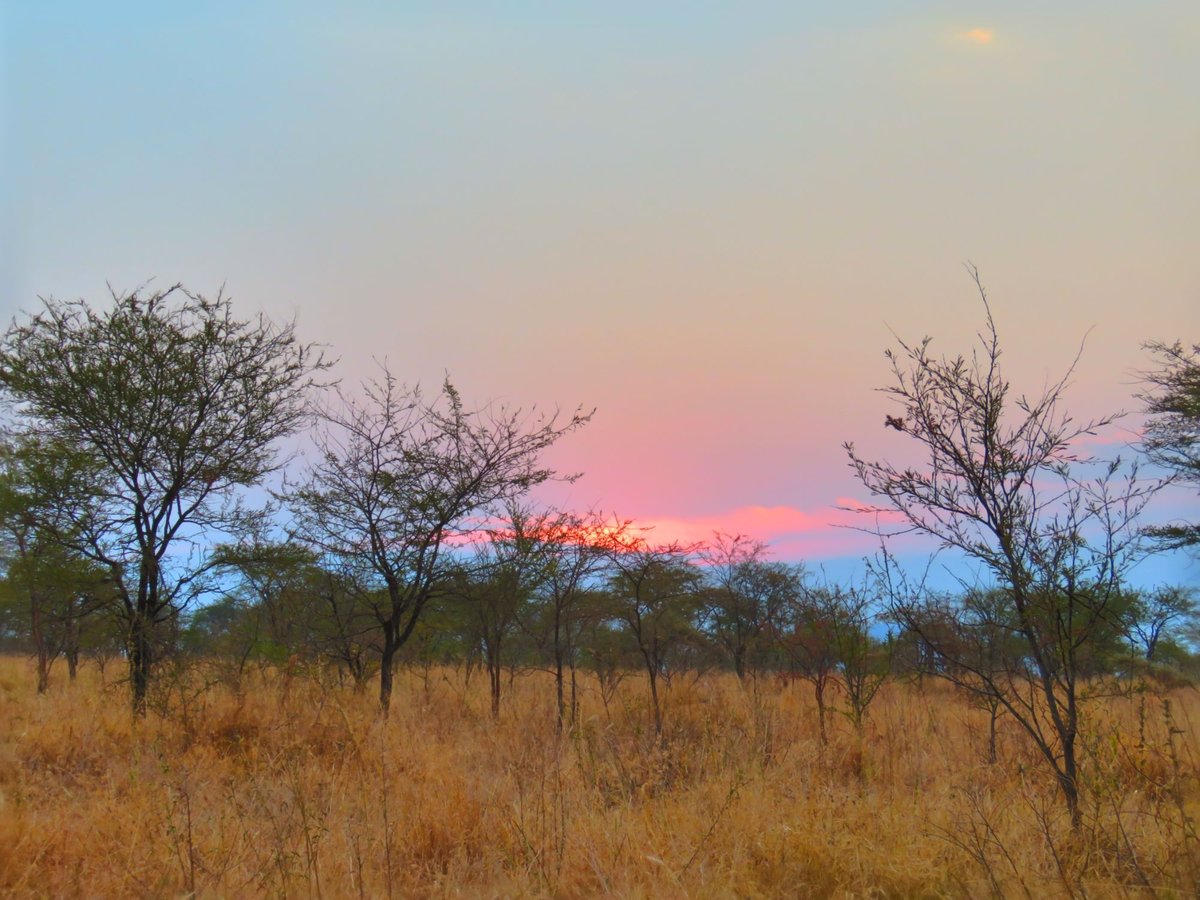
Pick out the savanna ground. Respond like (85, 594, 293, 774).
(1, 657, 1197, 898)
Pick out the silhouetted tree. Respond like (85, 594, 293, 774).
(900, 588, 1028, 762)
(456, 504, 554, 719)
(606, 537, 702, 735)
(210, 533, 322, 667)
(818, 582, 889, 732)
(523, 510, 626, 732)
(700, 533, 800, 680)
(290, 368, 589, 714)
(848, 270, 1160, 826)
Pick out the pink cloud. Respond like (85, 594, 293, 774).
(628, 501, 909, 559)
(448, 500, 919, 563)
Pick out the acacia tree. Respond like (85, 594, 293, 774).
(0, 286, 325, 712)
(900, 588, 1028, 763)
(1123, 585, 1197, 662)
(846, 272, 1159, 827)
(804, 581, 889, 733)
(307, 563, 382, 689)
(210, 531, 322, 666)
(784, 581, 889, 739)
(777, 585, 839, 745)
(527, 511, 630, 732)
(700, 532, 800, 680)
(0, 434, 112, 691)
(1140, 340, 1200, 550)
(605, 538, 702, 736)
(289, 368, 590, 714)
(457, 504, 554, 719)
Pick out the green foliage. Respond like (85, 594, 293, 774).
(1124, 585, 1197, 663)
(798, 582, 889, 730)
(699, 532, 803, 679)
(0, 285, 327, 709)
(606, 541, 704, 733)
(0, 434, 116, 686)
(1140, 341, 1200, 550)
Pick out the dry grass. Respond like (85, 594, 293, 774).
(0, 658, 1197, 898)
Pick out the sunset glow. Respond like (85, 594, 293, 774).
(629, 503, 902, 554)
(2, 3, 1196, 583)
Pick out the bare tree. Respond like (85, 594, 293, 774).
(846, 270, 1160, 826)
(0, 286, 326, 712)
(289, 368, 590, 714)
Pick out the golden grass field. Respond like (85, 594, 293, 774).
(0, 657, 1197, 898)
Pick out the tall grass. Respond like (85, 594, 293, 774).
(0, 657, 1195, 897)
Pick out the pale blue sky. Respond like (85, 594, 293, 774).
(2, 2, 1197, 582)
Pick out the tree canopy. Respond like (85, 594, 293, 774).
(1140, 340, 1200, 550)
(290, 367, 591, 713)
(0, 285, 328, 710)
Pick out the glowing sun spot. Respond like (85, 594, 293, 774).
(960, 28, 995, 45)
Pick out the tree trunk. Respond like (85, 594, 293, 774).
(35, 651, 51, 694)
(65, 604, 81, 681)
(814, 677, 829, 747)
(489, 662, 502, 720)
(31, 591, 52, 694)
(554, 645, 565, 734)
(379, 635, 397, 716)
(1060, 735, 1081, 829)
(129, 616, 153, 715)
(987, 701, 999, 764)
(484, 629, 503, 720)
(569, 664, 578, 731)
(648, 667, 662, 736)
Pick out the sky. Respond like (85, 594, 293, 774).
(2, 2, 1198, 585)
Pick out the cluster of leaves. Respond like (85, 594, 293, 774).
(1140, 341, 1200, 550)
